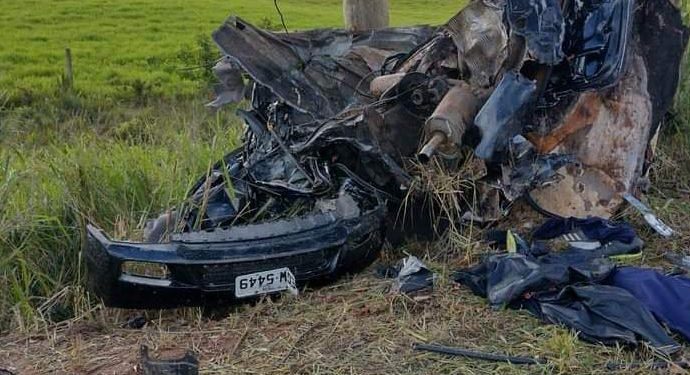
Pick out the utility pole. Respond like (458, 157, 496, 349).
(343, 0, 389, 31)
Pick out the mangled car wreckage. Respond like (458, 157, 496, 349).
(85, 0, 688, 308)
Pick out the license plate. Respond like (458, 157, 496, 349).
(234, 267, 297, 298)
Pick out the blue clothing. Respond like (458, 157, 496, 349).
(608, 267, 690, 342)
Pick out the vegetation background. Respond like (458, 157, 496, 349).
(1, 0, 689, 373)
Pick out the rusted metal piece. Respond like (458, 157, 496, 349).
(426, 83, 482, 145)
(526, 93, 602, 154)
(418, 132, 446, 163)
(526, 0, 689, 219)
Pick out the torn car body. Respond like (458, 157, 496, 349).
(85, 26, 433, 308)
(85, 0, 688, 308)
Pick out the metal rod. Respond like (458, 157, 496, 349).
(413, 343, 546, 365)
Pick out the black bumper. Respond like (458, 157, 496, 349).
(84, 209, 384, 309)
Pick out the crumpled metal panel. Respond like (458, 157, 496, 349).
(213, 17, 365, 118)
(446, 0, 509, 88)
(212, 18, 434, 118)
(506, 0, 565, 65)
(392, 0, 509, 88)
(207, 57, 246, 109)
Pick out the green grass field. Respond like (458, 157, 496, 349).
(1, 0, 690, 373)
(0, 0, 461, 104)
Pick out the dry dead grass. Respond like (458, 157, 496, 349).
(2, 206, 689, 374)
(0, 277, 678, 374)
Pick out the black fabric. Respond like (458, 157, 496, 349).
(523, 285, 680, 354)
(454, 250, 679, 353)
(454, 251, 614, 308)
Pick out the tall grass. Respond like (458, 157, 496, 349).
(0, 101, 243, 332)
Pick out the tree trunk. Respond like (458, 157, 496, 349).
(343, 0, 389, 31)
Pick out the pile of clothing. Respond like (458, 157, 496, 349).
(455, 217, 690, 354)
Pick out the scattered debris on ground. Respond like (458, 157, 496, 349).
(383, 256, 436, 295)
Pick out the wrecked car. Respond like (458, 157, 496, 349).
(85, 0, 688, 308)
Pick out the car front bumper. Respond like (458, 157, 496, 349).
(84, 208, 384, 309)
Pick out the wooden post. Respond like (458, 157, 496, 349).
(343, 0, 389, 31)
(64, 47, 73, 91)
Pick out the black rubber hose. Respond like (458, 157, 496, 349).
(413, 343, 546, 365)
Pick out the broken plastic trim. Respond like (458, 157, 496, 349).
(474, 71, 537, 160)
